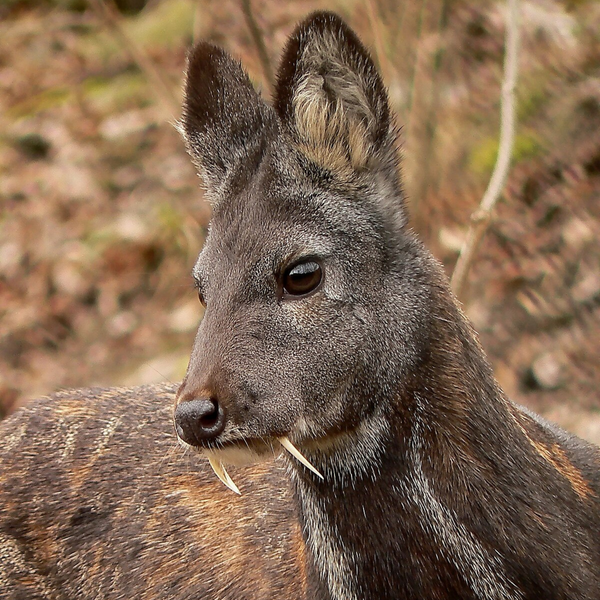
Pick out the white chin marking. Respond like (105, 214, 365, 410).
(202, 438, 325, 493)
(205, 443, 278, 467)
(204, 444, 279, 495)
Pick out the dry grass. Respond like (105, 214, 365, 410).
(1, 0, 600, 442)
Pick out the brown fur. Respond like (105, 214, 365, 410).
(0, 385, 310, 599)
(1, 11, 599, 600)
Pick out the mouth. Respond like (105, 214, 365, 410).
(179, 434, 324, 495)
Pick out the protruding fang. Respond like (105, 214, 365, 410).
(278, 436, 324, 480)
(208, 456, 241, 495)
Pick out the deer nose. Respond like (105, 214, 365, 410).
(174, 397, 226, 446)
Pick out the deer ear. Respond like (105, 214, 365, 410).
(180, 43, 276, 201)
(274, 12, 395, 183)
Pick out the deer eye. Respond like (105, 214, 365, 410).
(283, 261, 323, 298)
(195, 279, 206, 306)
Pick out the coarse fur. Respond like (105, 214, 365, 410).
(1, 11, 599, 600)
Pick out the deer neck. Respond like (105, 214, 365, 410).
(290, 299, 523, 600)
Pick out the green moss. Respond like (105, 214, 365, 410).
(6, 68, 147, 120)
(518, 83, 551, 122)
(513, 132, 542, 161)
(469, 136, 499, 176)
(82, 227, 119, 256)
(124, 0, 194, 47)
(78, 0, 195, 65)
(75, 1, 193, 100)
(469, 132, 543, 176)
(7, 87, 72, 119)
(79, 29, 119, 65)
(82, 71, 149, 113)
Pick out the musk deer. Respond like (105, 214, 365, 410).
(1, 11, 599, 600)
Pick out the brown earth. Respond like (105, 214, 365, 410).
(1, 0, 599, 443)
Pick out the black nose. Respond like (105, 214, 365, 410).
(174, 398, 226, 446)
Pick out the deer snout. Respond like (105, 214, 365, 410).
(174, 397, 226, 446)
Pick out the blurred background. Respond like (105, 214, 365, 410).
(0, 0, 599, 443)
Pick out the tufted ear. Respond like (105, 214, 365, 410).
(180, 43, 277, 202)
(274, 12, 396, 184)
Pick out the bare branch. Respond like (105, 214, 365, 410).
(241, 0, 274, 91)
(88, 0, 180, 118)
(450, 0, 521, 299)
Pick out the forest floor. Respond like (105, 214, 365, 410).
(1, 0, 600, 444)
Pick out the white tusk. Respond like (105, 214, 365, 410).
(278, 436, 324, 480)
(208, 456, 241, 495)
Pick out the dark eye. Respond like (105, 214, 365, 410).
(196, 286, 206, 307)
(283, 261, 323, 298)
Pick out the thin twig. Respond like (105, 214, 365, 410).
(450, 0, 521, 299)
(241, 0, 274, 91)
(88, 0, 179, 118)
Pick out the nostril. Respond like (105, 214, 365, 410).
(198, 400, 219, 428)
(174, 397, 226, 446)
